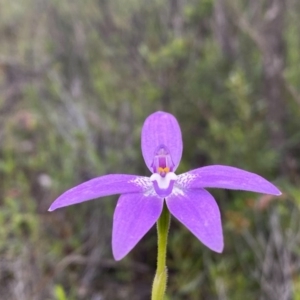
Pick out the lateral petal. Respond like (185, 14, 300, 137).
(179, 165, 281, 195)
(48, 174, 151, 211)
(141, 111, 183, 173)
(166, 189, 223, 253)
(112, 193, 163, 260)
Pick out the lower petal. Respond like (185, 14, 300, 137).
(166, 189, 223, 253)
(112, 193, 163, 260)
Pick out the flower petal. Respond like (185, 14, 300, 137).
(112, 193, 163, 260)
(48, 175, 151, 211)
(179, 165, 281, 195)
(141, 111, 183, 173)
(166, 189, 223, 252)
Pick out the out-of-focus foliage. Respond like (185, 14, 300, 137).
(0, 0, 300, 299)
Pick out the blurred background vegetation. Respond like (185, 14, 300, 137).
(0, 0, 300, 299)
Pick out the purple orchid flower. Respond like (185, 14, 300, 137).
(49, 111, 281, 261)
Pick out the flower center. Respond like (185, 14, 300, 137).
(150, 145, 177, 197)
(151, 145, 174, 177)
(150, 172, 177, 198)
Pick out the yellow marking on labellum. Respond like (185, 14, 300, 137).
(158, 167, 170, 173)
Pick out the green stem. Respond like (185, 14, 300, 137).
(151, 203, 171, 300)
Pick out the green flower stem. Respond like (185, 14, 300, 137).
(151, 203, 171, 300)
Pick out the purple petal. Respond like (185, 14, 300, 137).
(179, 165, 281, 195)
(49, 174, 151, 211)
(166, 189, 223, 252)
(141, 111, 183, 173)
(112, 193, 163, 260)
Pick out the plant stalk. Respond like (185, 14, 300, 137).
(151, 203, 170, 300)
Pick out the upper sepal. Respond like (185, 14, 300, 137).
(141, 111, 183, 173)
